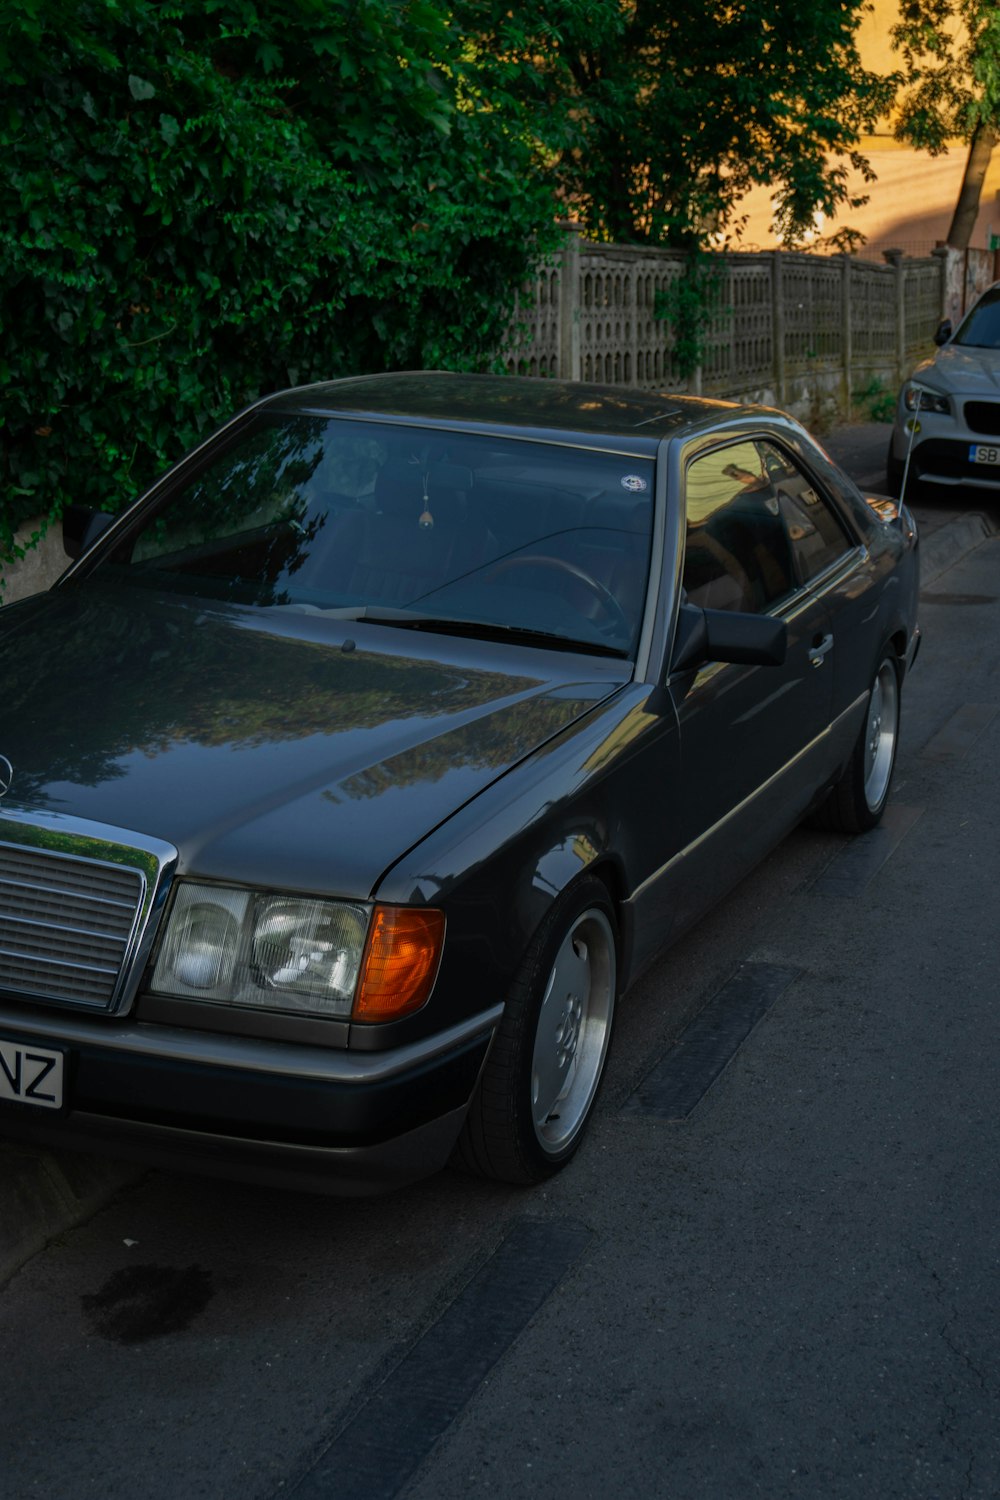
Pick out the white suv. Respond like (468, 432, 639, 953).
(888, 281, 1000, 498)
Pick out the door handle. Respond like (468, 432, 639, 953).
(809, 633, 834, 668)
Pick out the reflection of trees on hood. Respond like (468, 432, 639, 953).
(0, 584, 549, 803)
(339, 692, 595, 801)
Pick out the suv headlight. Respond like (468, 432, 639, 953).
(904, 385, 950, 415)
(150, 883, 444, 1021)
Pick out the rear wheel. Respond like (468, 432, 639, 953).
(813, 652, 901, 834)
(455, 877, 617, 1184)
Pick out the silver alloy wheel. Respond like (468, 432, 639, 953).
(529, 906, 616, 1155)
(864, 658, 899, 812)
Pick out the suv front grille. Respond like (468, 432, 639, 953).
(964, 401, 1000, 437)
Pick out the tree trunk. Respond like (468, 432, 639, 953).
(946, 121, 999, 249)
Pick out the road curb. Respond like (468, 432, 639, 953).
(1, 507, 996, 1292)
(0, 1143, 142, 1288)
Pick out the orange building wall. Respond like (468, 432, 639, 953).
(732, 0, 1000, 260)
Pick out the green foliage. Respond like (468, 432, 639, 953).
(892, 0, 1000, 150)
(852, 377, 897, 423)
(891, 1, 1000, 246)
(456, 0, 895, 248)
(653, 253, 729, 380)
(0, 0, 560, 562)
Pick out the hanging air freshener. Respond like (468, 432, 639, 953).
(418, 471, 434, 528)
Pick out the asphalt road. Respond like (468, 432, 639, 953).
(1, 435, 999, 1500)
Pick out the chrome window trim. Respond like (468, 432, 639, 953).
(628, 688, 868, 905)
(639, 432, 689, 685)
(633, 438, 671, 682)
(780, 546, 869, 622)
(0, 809, 177, 1016)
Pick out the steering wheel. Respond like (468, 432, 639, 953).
(483, 554, 630, 641)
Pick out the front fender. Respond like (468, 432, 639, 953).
(372, 685, 665, 1037)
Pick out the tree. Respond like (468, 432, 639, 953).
(0, 0, 560, 563)
(892, 0, 1000, 248)
(456, 0, 896, 248)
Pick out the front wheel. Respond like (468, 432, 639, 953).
(813, 652, 901, 834)
(455, 877, 618, 1184)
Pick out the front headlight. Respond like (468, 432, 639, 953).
(904, 385, 950, 415)
(252, 895, 368, 1003)
(150, 883, 444, 1021)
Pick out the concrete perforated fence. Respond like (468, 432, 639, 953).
(506, 232, 950, 422)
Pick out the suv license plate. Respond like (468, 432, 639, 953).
(969, 443, 1000, 466)
(0, 1039, 64, 1110)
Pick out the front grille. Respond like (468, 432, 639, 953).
(0, 842, 145, 1010)
(964, 401, 1000, 437)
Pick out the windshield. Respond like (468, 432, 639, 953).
(953, 286, 1000, 349)
(93, 414, 655, 656)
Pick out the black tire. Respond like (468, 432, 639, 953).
(455, 876, 617, 1185)
(812, 652, 901, 834)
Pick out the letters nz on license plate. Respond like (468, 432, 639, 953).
(969, 443, 1000, 466)
(0, 1038, 64, 1109)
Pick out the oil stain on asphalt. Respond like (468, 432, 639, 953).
(82, 1264, 214, 1344)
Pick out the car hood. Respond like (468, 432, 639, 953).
(913, 343, 1000, 395)
(0, 585, 625, 896)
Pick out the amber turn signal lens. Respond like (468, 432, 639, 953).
(352, 905, 445, 1021)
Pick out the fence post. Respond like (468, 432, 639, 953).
(558, 228, 581, 381)
(879, 248, 907, 391)
(841, 255, 853, 419)
(771, 252, 786, 404)
(929, 245, 951, 325)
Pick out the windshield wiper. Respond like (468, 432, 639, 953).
(356, 608, 628, 658)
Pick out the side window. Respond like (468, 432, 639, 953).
(682, 441, 795, 614)
(682, 438, 854, 613)
(758, 441, 852, 584)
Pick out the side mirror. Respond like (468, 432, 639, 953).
(671, 602, 788, 674)
(933, 319, 952, 346)
(61, 505, 116, 560)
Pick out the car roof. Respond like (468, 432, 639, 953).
(261, 371, 769, 457)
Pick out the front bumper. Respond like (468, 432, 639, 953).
(891, 392, 1000, 491)
(901, 436, 1000, 491)
(0, 1002, 500, 1194)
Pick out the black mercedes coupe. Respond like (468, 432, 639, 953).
(0, 374, 920, 1192)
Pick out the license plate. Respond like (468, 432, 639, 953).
(0, 1039, 64, 1110)
(969, 443, 1000, 466)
